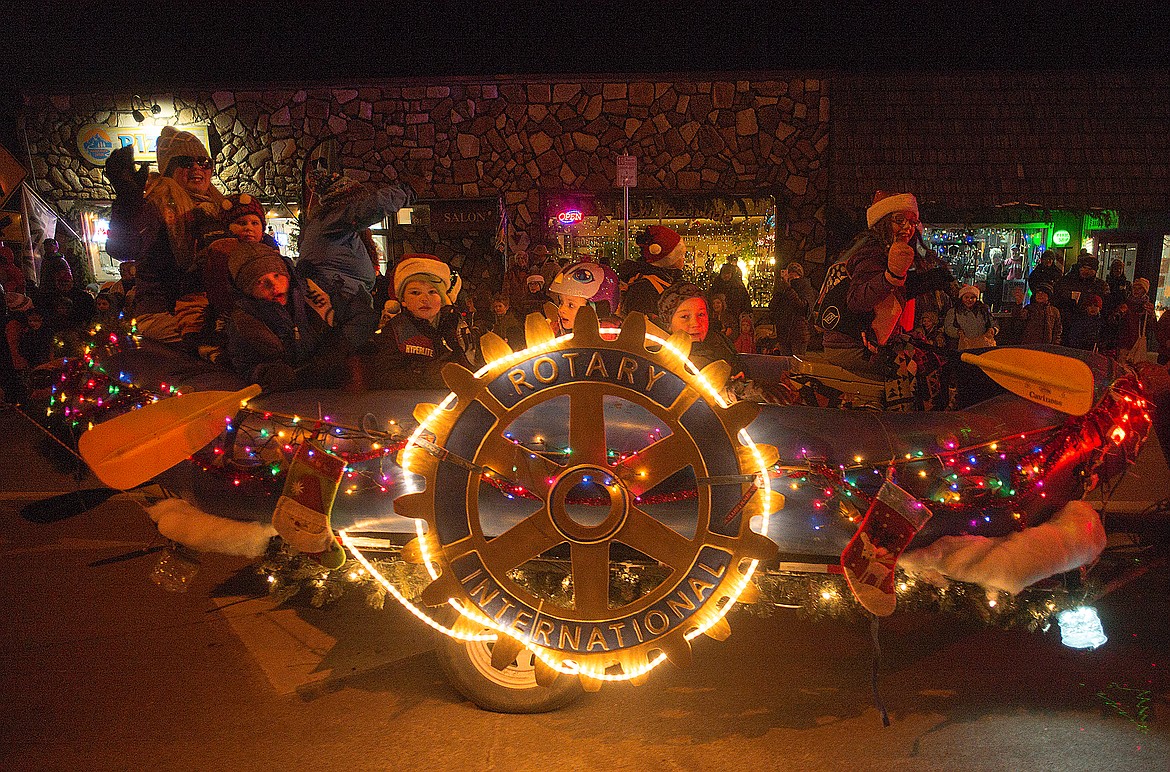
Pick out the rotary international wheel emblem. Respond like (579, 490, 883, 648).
(354, 308, 781, 689)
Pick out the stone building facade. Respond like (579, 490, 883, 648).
(19, 74, 831, 268)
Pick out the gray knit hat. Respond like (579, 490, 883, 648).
(156, 126, 210, 177)
(227, 241, 288, 294)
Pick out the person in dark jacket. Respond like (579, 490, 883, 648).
(361, 254, 471, 390)
(487, 292, 526, 351)
(223, 241, 346, 393)
(297, 169, 413, 352)
(621, 225, 686, 317)
(1020, 283, 1062, 345)
(818, 191, 953, 375)
(1027, 250, 1064, 297)
(1054, 254, 1109, 346)
(657, 282, 744, 377)
(105, 128, 228, 344)
(33, 257, 96, 342)
(709, 257, 752, 321)
(768, 260, 817, 355)
(1064, 293, 1104, 351)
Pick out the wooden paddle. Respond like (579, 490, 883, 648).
(960, 348, 1095, 416)
(78, 385, 262, 490)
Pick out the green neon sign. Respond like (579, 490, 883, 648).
(1052, 229, 1071, 246)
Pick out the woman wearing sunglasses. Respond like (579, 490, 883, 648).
(106, 126, 229, 346)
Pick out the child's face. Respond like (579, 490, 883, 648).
(961, 294, 977, 308)
(28, 314, 43, 330)
(671, 297, 709, 342)
(251, 271, 289, 305)
(230, 214, 265, 243)
(712, 296, 725, 313)
(1086, 304, 1101, 316)
(527, 281, 543, 294)
(491, 299, 508, 315)
(1034, 291, 1049, 304)
(739, 316, 753, 334)
(403, 280, 442, 322)
(557, 295, 587, 331)
(96, 297, 111, 312)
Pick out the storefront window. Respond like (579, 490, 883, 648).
(1157, 235, 1170, 314)
(924, 225, 1048, 305)
(546, 194, 779, 307)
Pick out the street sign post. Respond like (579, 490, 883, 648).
(615, 155, 637, 263)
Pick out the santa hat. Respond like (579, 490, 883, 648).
(227, 241, 288, 295)
(637, 225, 686, 267)
(382, 254, 461, 317)
(221, 193, 266, 225)
(866, 191, 919, 228)
(156, 126, 210, 177)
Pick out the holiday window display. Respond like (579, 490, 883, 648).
(32, 306, 1154, 712)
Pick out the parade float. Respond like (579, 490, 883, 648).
(35, 307, 1153, 713)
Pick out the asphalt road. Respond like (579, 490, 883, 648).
(2, 405, 1169, 771)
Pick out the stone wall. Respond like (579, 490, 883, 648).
(21, 75, 830, 263)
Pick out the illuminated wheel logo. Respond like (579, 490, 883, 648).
(348, 308, 781, 688)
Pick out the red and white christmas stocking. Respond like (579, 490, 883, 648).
(841, 480, 932, 616)
(272, 442, 347, 568)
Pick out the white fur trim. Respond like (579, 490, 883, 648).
(900, 500, 1105, 595)
(866, 193, 919, 227)
(147, 498, 276, 558)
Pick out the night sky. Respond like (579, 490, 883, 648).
(10, 2, 1167, 91)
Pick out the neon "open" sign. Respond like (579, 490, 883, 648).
(557, 209, 583, 225)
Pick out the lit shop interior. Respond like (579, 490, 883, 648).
(544, 194, 779, 307)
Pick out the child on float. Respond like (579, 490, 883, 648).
(222, 241, 347, 393)
(360, 254, 471, 390)
(944, 284, 998, 350)
(547, 260, 621, 335)
(1020, 282, 1061, 345)
(656, 283, 744, 375)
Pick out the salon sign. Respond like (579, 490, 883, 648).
(76, 124, 211, 167)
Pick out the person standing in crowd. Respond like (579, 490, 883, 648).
(99, 259, 137, 318)
(1100, 259, 1133, 351)
(105, 128, 228, 344)
(622, 226, 686, 317)
(1064, 293, 1104, 351)
(734, 313, 756, 354)
(1112, 277, 1154, 362)
(1155, 304, 1170, 365)
(1027, 250, 1064, 297)
(709, 255, 751, 321)
(360, 255, 469, 390)
(502, 250, 532, 310)
(33, 256, 96, 337)
(222, 241, 346, 394)
(709, 293, 735, 337)
(487, 292, 525, 352)
(1054, 253, 1108, 343)
(297, 168, 413, 352)
(945, 285, 998, 350)
(817, 191, 953, 375)
(1, 245, 26, 295)
(982, 248, 1008, 312)
(518, 273, 550, 318)
(1, 282, 28, 403)
(769, 260, 816, 355)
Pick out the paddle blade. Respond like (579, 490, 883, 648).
(961, 348, 1094, 416)
(79, 385, 262, 490)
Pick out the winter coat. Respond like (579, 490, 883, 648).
(1053, 271, 1109, 318)
(1114, 295, 1153, 352)
(709, 273, 752, 320)
(107, 175, 228, 315)
(621, 261, 682, 318)
(828, 231, 953, 350)
(1065, 312, 1103, 351)
(361, 309, 472, 390)
(297, 184, 412, 298)
(488, 309, 526, 351)
(768, 275, 816, 355)
(944, 302, 997, 343)
(1027, 263, 1063, 296)
(1020, 301, 1062, 345)
(225, 275, 346, 393)
(689, 329, 745, 378)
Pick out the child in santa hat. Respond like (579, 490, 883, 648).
(360, 254, 470, 390)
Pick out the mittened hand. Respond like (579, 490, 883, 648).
(887, 242, 915, 278)
(105, 146, 149, 199)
